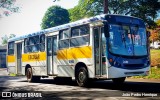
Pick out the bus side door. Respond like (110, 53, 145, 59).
(16, 42, 22, 75)
(47, 35, 58, 75)
(93, 27, 107, 76)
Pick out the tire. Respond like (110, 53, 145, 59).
(75, 67, 89, 87)
(112, 77, 126, 84)
(26, 68, 40, 82)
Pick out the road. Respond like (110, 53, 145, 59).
(0, 76, 160, 100)
(0, 68, 8, 76)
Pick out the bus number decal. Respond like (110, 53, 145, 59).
(69, 60, 74, 64)
(28, 54, 40, 60)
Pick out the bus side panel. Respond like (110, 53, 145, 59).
(7, 55, 16, 74)
(67, 46, 94, 78)
(21, 52, 47, 76)
(57, 46, 94, 78)
(57, 49, 72, 77)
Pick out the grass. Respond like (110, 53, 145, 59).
(150, 49, 160, 67)
(9, 73, 16, 76)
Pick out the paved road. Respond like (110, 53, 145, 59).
(0, 76, 160, 100)
(0, 68, 8, 76)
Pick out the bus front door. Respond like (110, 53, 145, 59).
(16, 42, 22, 75)
(47, 36, 58, 75)
(94, 27, 102, 76)
(94, 27, 107, 77)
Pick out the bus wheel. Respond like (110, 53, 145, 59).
(76, 67, 88, 87)
(112, 77, 126, 84)
(26, 68, 40, 82)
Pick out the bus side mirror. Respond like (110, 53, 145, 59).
(147, 31, 150, 37)
(104, 22, 109, 37)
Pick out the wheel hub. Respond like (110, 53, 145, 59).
(79, 71, 86, 82)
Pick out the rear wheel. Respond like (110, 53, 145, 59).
(76, 67, 89, 87)
(112, 77, 126, 84)
(26, 68, 40, 82)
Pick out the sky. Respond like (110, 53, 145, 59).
(0, 0, 78, 45)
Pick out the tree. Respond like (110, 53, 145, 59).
(149, 19, 160, 42)
(128, 0, 160, 28)
(69, 0, 160, 26)
(156, 19, 160, 26)
(0, 0, 19, 18)
(150, 30, 159, 42)
(1, 34, 16, 45)
(41, 6, 70, 29)
(69, 0, 103, 22)
(155, 19, 160, 41)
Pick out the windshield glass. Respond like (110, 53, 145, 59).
(109, 24, 147, 56)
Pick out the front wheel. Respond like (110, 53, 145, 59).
(76, 67, 89, 87)
(26, 68, 40, 82)
(112, 77, 126, 84)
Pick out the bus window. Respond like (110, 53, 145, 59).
(8, 42, 14, 55)
(59, 29, 70, 49)
(80, 25, 89, 35)
(53, 36, 57, 54)
(70, 36, 89, 47)
(94, 28, 99, 49)
(28, 36, 40, 52)
(71, 25, 89, 37)
(71, 28, 79, 37)
(40, 34, 45, 51)
(63, 30, 70, 39)
(70, 24, 90, 47)
(24, 38, 28, 53)
(59, 31, 63, 40)
(59, 39, 69, 49)
(59, 29, 70, 39)
(101, 27, 106, 58)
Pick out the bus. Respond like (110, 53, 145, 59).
(7, 14, 150, 86)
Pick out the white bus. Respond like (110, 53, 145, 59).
(7, 14, 150, 86)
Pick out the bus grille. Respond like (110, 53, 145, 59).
(124, 71, 144, 75)
(123, 64, 145, 69)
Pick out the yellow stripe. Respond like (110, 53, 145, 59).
(22, 52, 46, 62)
(7, 55, 15, 62)
(7, 47, 91, 62)
(57, 46, 92, 59)
(57, 49, 67, 59)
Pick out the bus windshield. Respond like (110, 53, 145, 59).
(109, 24, 147, 56)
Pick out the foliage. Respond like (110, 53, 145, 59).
(69, 0, 160, 26)
(150, 30, 159, 42)
(149, 19, 160, 42)
(9, 73, 16, 76)
(0, 0, 19, 18)
(150, 49, 160, 67)
(41, 6, 70, 29)
(69, 0, 103, 22)
(156, 19, 160, 26)
(1, 34, 16, 44)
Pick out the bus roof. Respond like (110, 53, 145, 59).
(8, 14, 143, 42)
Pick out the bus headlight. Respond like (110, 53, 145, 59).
(114, 61, 121, 67)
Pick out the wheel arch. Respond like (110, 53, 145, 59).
(74, 62, 89, 77)
(25, 64, 31, 75)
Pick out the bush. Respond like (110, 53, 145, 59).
(150, 49, 160, 67)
